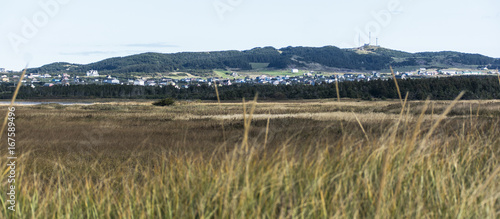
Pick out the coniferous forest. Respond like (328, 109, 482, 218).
(3, 76, 499, 101)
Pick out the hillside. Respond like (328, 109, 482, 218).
(27, 46, 500, 76)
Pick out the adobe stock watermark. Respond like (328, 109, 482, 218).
(6, 107, 17, 212)
(7, 0, 72, 54)
(213, 0, 244, 21)
(351, 0, 412, 48)
(74, 119, 116, 163)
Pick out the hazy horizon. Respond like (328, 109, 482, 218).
(1, 0, 499, 70)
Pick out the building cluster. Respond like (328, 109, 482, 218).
(0, 68, 497, 89)
(393, 68, 497, 79)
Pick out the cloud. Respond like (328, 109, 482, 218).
(59, 49, 177, 57)
(124, 43, 179, 48)
(58, 43, 180, 57)
(59, 51, 118, 56)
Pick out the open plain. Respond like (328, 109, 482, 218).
(1, 99, 499, 218)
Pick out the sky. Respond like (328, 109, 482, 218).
(1, 0, 499, 70)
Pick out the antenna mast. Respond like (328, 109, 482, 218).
(358, 34, 361, 47)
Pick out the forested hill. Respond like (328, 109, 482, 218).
(28, 46, 500, 75)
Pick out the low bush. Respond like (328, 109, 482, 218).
(152, 98, 176, 106)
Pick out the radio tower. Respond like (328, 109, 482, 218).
(358, 34, 361, 47)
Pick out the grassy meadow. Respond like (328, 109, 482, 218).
(0, 98, 499, 218)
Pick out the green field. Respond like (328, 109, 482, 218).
(212, 70, 239, 79)
(240, 70, 302, 77)
(212, 69, 297, 79)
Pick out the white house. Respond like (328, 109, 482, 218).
(103, 78, 120, 84)
(28, 73, 40, 79)
(440, 70, 457, 75)
(134, 79, 145, 86)
(86, 70, 99, 77)
(291, 69, 299, 73)
(146, 80, 157, 86)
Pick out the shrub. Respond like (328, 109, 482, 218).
(152, 98, 176, 106)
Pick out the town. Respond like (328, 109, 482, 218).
(0, 67, 498, 89)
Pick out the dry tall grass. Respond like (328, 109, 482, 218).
(0, 97, 499, 218)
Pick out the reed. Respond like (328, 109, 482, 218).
(0, 94, 498, 218)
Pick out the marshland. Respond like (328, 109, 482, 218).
(0, 97, 498, 218)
